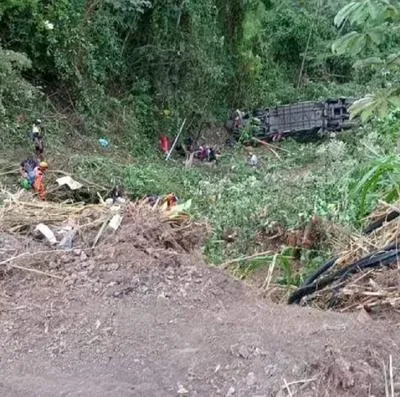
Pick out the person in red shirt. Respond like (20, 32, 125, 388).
(159, 135, 170, 154)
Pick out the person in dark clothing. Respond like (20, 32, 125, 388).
(185, 137, 194, 153)
(208, 147, 217, 163)
(19, 157, 38, 186)
(109, 185, 124, 203)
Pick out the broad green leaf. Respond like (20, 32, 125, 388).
(367, 27, 385, 45)
(387, 53, 400, 66)
(387, 95, 400, 108)
(334, 2, 363, 27)
(360, 105, 376, 122)
(332, 31, 366, 55)
(353, 56, 383, 68)
(349, 94, 376, 119)
(353, 157, 397, 216)
(367, 0, 380, 21)
(349, 1, 369, 25)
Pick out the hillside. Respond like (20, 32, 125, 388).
(2, 1, 400, 396)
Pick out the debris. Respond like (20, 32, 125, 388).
(177, 384, 189, 394)
(59, 230, 77, 250)
(0, 190, 207, 299)
(98, 138, 109, 148)
(56, 176, 83, 190)
(105, 198, 114, 206)
(34, 223, 57, 245)
(246, 372, 256, 386)
(109, 213, 122, 231)
(222, 228, 238, 243)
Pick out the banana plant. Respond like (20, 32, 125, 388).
(352, 155, 400, 217)
(332, 0, 400, 121)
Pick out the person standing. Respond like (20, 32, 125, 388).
(248, 151, 258, 168)
(33, 161, 48, 200)
(19, 157, 38, 187)
(31, 119, 45, 161)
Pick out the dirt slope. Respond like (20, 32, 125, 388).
(0, 212, 399, 397)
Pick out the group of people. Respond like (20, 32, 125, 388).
(19, 119, 48, 200)
(160, 135, 219, 164)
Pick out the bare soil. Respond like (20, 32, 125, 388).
(1, 212, 400, 397)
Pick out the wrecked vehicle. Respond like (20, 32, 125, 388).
(227, 98, 357, 143)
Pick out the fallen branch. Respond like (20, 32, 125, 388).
(219, 250, 274, 270)
(166, 118, 186, 161)
(252, 137, 291, 153)
(0, 250, 66, 279)
(0, 169, 18, 176)
(262, 253, 277, 290)
(283, 379, 294, 397)
(284, 377, 318, 387)
(252, 137, 282, 160)
(92, 214, 113, 248)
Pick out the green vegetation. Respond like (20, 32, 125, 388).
(2, 0, 400, 286)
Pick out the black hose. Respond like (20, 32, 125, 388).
(288, 247, 400, 304)
(363, 210, 400, 235)
(300, 256, 338, 288)
(296, 214, 400, 292)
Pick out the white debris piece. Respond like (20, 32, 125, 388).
(108, 214, 122, 231)
(56, 176, 83, 190)
(35, 223, 57, 245)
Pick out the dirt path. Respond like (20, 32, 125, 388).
(1, 250, 399, 397)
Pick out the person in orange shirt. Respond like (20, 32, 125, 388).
(33, 161, 48, 200)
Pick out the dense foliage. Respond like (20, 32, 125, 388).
(0, 0, 356, 143)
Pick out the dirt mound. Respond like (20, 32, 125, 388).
(1, 200, 400, 396)
(0, 198, 210, 298)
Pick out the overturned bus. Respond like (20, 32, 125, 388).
(227, 98, 357, 142)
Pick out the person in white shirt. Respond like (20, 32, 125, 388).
(248, 152, 258, 167)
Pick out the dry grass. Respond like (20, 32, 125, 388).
(308, 200, 400, 313)
(0, 190, 202, 281)
(0, 189, 194, 257)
